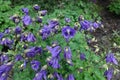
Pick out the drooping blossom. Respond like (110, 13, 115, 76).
(64, 47, 72, 60)
(39, 10, 47, 16)
(31, 60, 40, 71)
(106, 53, 118, 65)
(27, 33, 36, 42)
(79, 20, 91, 31)
(22, 8, 29, 14)
(14, 26, 22, 34)
(80, 53, 86, 60)
(53, 72, 63, 80)
(67, 74, 75, 80)
(9, 14, 20, 24)
(33, 4, 40, 11)
(1, 38, 14, 47)
(4, 28, 11, 34)
(104, 68, 113, 80)
(0, 54, 9, 63)
(33, 70, 47, 80)
(62, 26, 76, 41)
(0, 33, 4, 40)
(36, 16, 42, 23)
(22, 15, 32, 26)
(15, 54, 23, 61)
(65, 18, 71, 23)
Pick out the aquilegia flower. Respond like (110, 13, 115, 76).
(80, 53, 86, 60)
(33, 70, 47, 80)
(27, 33, 36, 42)
(22, 8, 29, 14)
(0, 54, 9, 63)
(62, 26, 76, 41)
(0, 33, 4, 40)
(104, 68, 113, 80)
(53, 72, 63, 80)
(4, 28, 11, 34)
(10, 14, 20, 24)
(64, 47, 72, 60)
(15, 54, 23, 61)
(106, 53, 118, 65)
(36, 16, 42, 23)
(14, 26, 22, 34)
(1, 38, 13, 47)
(80, 20, 91, 31)
(47, 46, 62, 58)
(33, 4, 40, 11)
(39, 10, 47, 16)
(31, 60, 40, 71)
(22, 15, 32, 26)
(67, 74, 75, 80)
(65, 17, 71, 23)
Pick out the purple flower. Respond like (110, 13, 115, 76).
(0, 54, 9, 63)
(22, 15, 32, 26)
(4, 28, 11, 34)
(27, 33, 36, 42)
(22, 8, 29, 14)
(65, 18, 71, 23)
(10, 14, 20, 24)
(64, 47, 72, 60)
(15, 54, 23, 61)
(36, 17, 42, 23)
(104, 68, 113, 80)
(20, 34, 27, 42)
(106, 53, 118, 65)
(33, 4, 40, 11)
(14, 26, 22, 34)
(39, 10, 47, 16)
(31, 60, 40, 71)
(67, 74, 75, 80)
(33, 70, 47, 80)
(25, 46, 42, 57)
(0, 33, 4, 40)
(47, 46, 61, 58)
(93, 22, 99, 29)
(0, 73, 8, 80)
(1, 38, 14, 47)
(53, 72, 63, 80)
(62, 26, 76, 41)
(80, 20, 91, 31)
(80, 53, 86, 60)
(48, 57, 60, 69)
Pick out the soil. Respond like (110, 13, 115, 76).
(88, 0, 120, 80)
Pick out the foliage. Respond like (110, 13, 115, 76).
(108, 0, 120, 15)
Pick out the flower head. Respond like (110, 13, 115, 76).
(67, 74, 75, 80)
(64, 47, 72, 60)
(15, 54, 23, 61)
(1, 38, 14, 47)
(39, 10, 47, 16)
(80, 53, 86, 60)
(106, 53, 118, 65)
(22, 15, 32, 26)
(22, 8, 29, 14)
(0, 54, 9, 63)
(31, 60, 40, 71)
(53, 72, 63, 80)
(104, 68, 113, 80)
(0, 33, 4, 40)
(14, 26, 22, 34)
(65, 18, 71, 23)
(33, 4, 40, 11)
(80, 20, 91, 31)
(27, 33, 36, 42)
(62, 26, 76, 41)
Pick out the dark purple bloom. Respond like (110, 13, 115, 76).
(62, 26, 76, 41)
(39, 25, 51, 40)
(80, 53, 86, 60)
(78, 15, 84, 21)
(25, 46, 42, 57)
(106, 53, 118, 65)
(104, 68, 113, 80)
(4, 28, 11, 34)
(33, 70, 47, 80)
(53, 72, 63, 80)
(1, 38, 13, 47)
(22, 8, 29, 14)
(10, 14, 20, 24)
(0, 73, 8, 80)
(65, 18, 71, 23)
(15, 54, 23, 61)
(33, 4, 40, 11)
(39, 10, 47, 16)
(80, 20, 91, 31)
(0, 33, 4, 40)
(48, 19, 59, 29)
(47, 46, 61, 58)
(48, 57, 60, 69)
(93, 22, 99, 29)
(14, 26, 22, 34)
(0, 54, 9, 63)
(67, 74, 75, 80)
(20, 34, 27, 42)
(36, 17, 42, 23)
(64, 47, 72, 60)
(22, 15, 32, 26)
(27, 33, 36, 42)
(31, 60, 40, 71)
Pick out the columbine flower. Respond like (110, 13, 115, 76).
(47, 46, 61, 58)
(1, 38, 13, 47)
(39, 10, 47, 16)
(0, 33, 4, 40)
(62, 26, 76, 41)
(31, 60, 40, 71)
(36, 16, 42, 23)
(104, 68, 113, 80)
(4, 28, 11, 34)
(106, 53, 118, 65)
(53, 72, 63, 80)
(33, 4, 40, 11)
(80, 20, 91, 31)
(48, 19, 59, 29)
(65, 18, 71, 23)
(10, 14, 20, 24)
(20, 34, 27, 42)
(67, 74, 75, 80)
(22, 15, 32, 26)
(22, 8, 29, 14)
(48, 57, 60, 69)
(15, 54, 23, 61)
(14, 26, 22, 34)
(27, 33, 36, 42)
(33, 70, 47, 80)
(80, 53, 86, 60)
(0, 54, 9, 63)
(93, 22, 99, 29)
(25, 46, 42, 57)
(64, 47, 72, 60)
